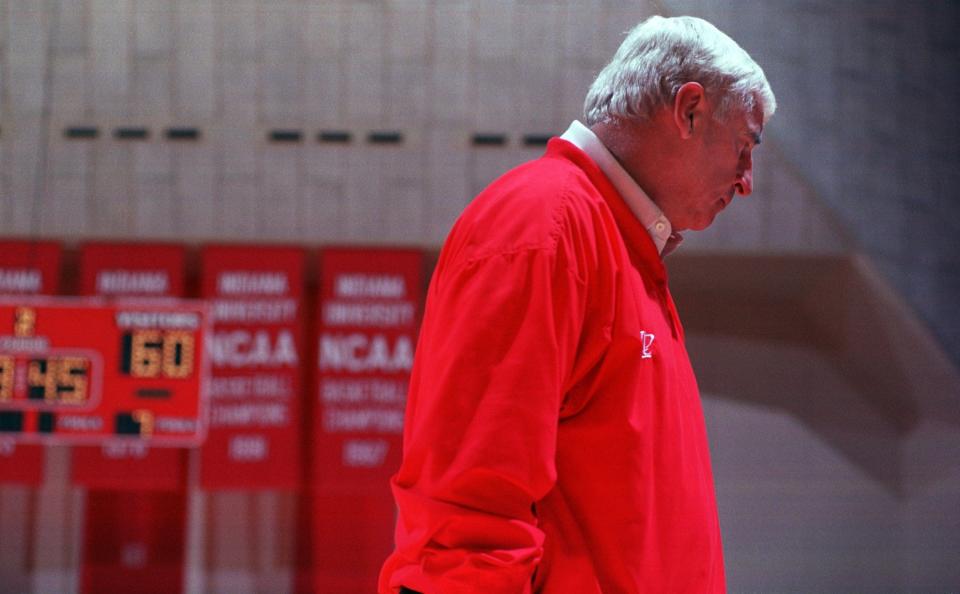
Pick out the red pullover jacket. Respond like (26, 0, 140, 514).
(379, 139, 725, 593)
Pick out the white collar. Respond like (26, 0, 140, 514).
(560, 120, 677, 255)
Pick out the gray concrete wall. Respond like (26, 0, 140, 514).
(0, 0, 843, 252)
(0, 1, 958, 593)
(665, 0, 960, 369)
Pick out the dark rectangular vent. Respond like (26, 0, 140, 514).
(269, 129, 303, 143)
(38, 412, 55, 433)
(0, 411, 24, 432)
(522, 134, 552, 147)
(166, 127, 200, 141)
(368, 131, 403, 145)
(136, 388, 171, 399)
(472, 133, 508, 147)
(318, 130, 352, 143)
(65, 126, 99, 139)
(115, 412, 141, 435)
(115, 127, 149, 140)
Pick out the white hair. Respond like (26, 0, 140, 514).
(584, 15, 776, 126)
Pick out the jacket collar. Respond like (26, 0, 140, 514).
(546, 137, 668, 285)
(559, 121, 681, 256)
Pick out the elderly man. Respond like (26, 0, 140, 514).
(380, 15, 776, 594)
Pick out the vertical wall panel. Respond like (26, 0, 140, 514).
(561, 0, 605, 64)
(208, 492, 255, 594)
(218, 125, 257, 236)
(6, 1, 49, 116)
(344, 4, 384, 124)
(132, 55, 171, 121)
(387, 4, 429, 61)
(260, 145, 302, 238)
(429, 6, 469, 126)
(134, 1, 172, 56)
(385, 61, 429, 128)
(516, 4, 563, 131)
(0, 486, 32, 593)
(50, 53, 88, 120)
(0, 1, 7, 116)
(344, 143, 382, 239)
(90, 142, 133, 236)
(132, 2, 173, 120)
(429, 58, 469, 126)
(218, 60, 258, 121)
(384, 5, 429, 128)
(130, 0, 176, 120)
(220, 125, 256, 177)
(472, 1, 515, 60)
(50, 0, 88, 120)
(132, 143, 175, 237)
(304, 144, 348, 242)
(5, 119, 44, 233)
(90, 0, 130, 118)
(0, 138, 10, 235)
(425, 127, 470, 245)
(219, 176, 258, 237)
(471, 3, 516, 131)
(42, 138, 90, 237)
(175, 143, 217, 239)
(303, 5, 345, 124)
(472, 60, 517, 131)
(217, 0, 257, 122)
(174, 0, 215, 120)
(31, 447, 78, 593)
(260, 2, 304, 123)
(380, 148, 425, 244)
(52, 0, 87, 54)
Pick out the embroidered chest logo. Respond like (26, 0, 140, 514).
(640, 331, 655, 359)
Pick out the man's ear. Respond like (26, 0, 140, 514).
(672, 82, 706, 140)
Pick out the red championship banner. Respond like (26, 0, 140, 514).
(0, 240, 61, 485)
(311, 248, 423, 592)
(200, 245, 305, 490)
(73, 244, 197, 594)
(72, 242, 189, 491)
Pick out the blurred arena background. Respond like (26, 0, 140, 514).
(0, 0, 958, 592)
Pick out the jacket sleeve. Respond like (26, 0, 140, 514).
(379, 242, 588, 594)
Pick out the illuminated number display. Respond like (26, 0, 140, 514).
(0, 299, 207, 445)
(26, 357, 90, 405)
(121, 330, 195, 379)
(0, 355, 13, 402)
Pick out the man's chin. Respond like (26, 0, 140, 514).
(687, 215, 715, 232)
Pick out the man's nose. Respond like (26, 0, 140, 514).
(735, 149, 754, 196)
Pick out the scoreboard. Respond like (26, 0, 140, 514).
(0, 298, 208, 446)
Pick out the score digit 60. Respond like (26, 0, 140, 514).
(121, 330, 195, 379)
